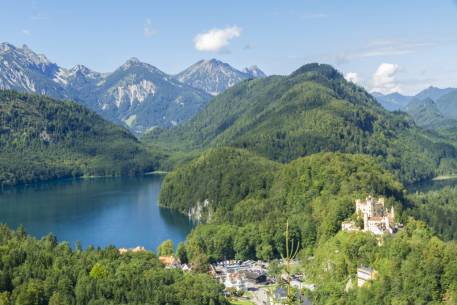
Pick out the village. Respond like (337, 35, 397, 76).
(119, 196, 400, 305)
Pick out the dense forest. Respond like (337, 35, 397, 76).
(3, 61, 457, 305)
(160, 147, 281, 221)
(160, 148, 457, 304)
(409, 185, 457, 241)
(0, 90, 160, 187)
(305, 220, 457, 304)
(161, 149, 407, 262)
(147, 63, 457, 184)
(0, 225, 228, 305)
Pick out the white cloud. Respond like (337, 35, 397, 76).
(21, 29, 31, 36)
(194, 26, 241, 52)
(344, 72, 360, 84)
(144, 19, 157, 38)
(371, 63, 401, 94)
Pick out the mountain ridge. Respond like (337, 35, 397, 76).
(175, 58, 266, 95)
(0, 89, 158, 186)
(0, 43, 265, 133)
(148, 63, 457, 184)
(374, 86, 457, 111)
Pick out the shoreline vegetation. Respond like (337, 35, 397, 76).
(0, 225, 228, 305)
(0, 172, 167, 193)
(432, 174, 457, 181)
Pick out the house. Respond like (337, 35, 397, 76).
(118, 246, 146, 254)
(159, 256, 180, 268)
(357, 266, 378, 287)
(244, 271, 267, 284)
(224, 272, 246, 291)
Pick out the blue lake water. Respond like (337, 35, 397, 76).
(0, 175, 194, 250)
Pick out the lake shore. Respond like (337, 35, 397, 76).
(432, 174, 457, 181)
(82, 170, 168, 179)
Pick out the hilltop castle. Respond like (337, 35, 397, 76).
(342, 196, 396, 235)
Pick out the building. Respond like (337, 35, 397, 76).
(159, 256, 180, 268)
(341, 221, 360, 232)
(224, 272, 246, 291)
(244, 271, 267, 284)
(342, 196, 396, 235)
(357, 266, 378, 287)
(118, 246, 146, 254)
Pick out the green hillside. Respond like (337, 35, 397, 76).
(160, 147, 280, 222)
(0, 90, 158, 186)
(161, 150, 405, 261)
(403, 97, 447, 128)
(148, 64, 457, 184)
(305, 220, 457, 304)
(436, 90, 457, 119)
(161, 149, 457, 304)
(403, 95, 457, 141)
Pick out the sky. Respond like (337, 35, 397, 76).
(1, 0, 457, 95)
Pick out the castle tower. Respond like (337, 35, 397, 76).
(366, 197, 374, 217)
(363, 212, 368, 232)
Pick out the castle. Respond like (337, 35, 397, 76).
(342, 196, 396, 235)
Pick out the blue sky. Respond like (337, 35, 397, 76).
(1, 0, 457, 95)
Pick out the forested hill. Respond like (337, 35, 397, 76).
(161, 150, 406, 261)
(0, 90, 158, 186)
(160, 149, 457, 303)
(0, 225, 228, 305)
(147, 63, 457, 184)
(160, 147, 281, 221)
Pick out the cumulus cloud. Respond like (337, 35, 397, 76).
(144, 19, 157, 38)
(194, 26, 241, 52)
(371, 63, 401, 94)
(344, 72, 360, 84)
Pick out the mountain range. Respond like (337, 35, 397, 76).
(0, 43, 265, 133)
(374, 87, 457, 135)
(374, 86, 456, 111)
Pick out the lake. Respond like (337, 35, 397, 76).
(0, 175, 194, 250)
(408, 176, 457, 193)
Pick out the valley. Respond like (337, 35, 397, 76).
(1, 4, 457, 302)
